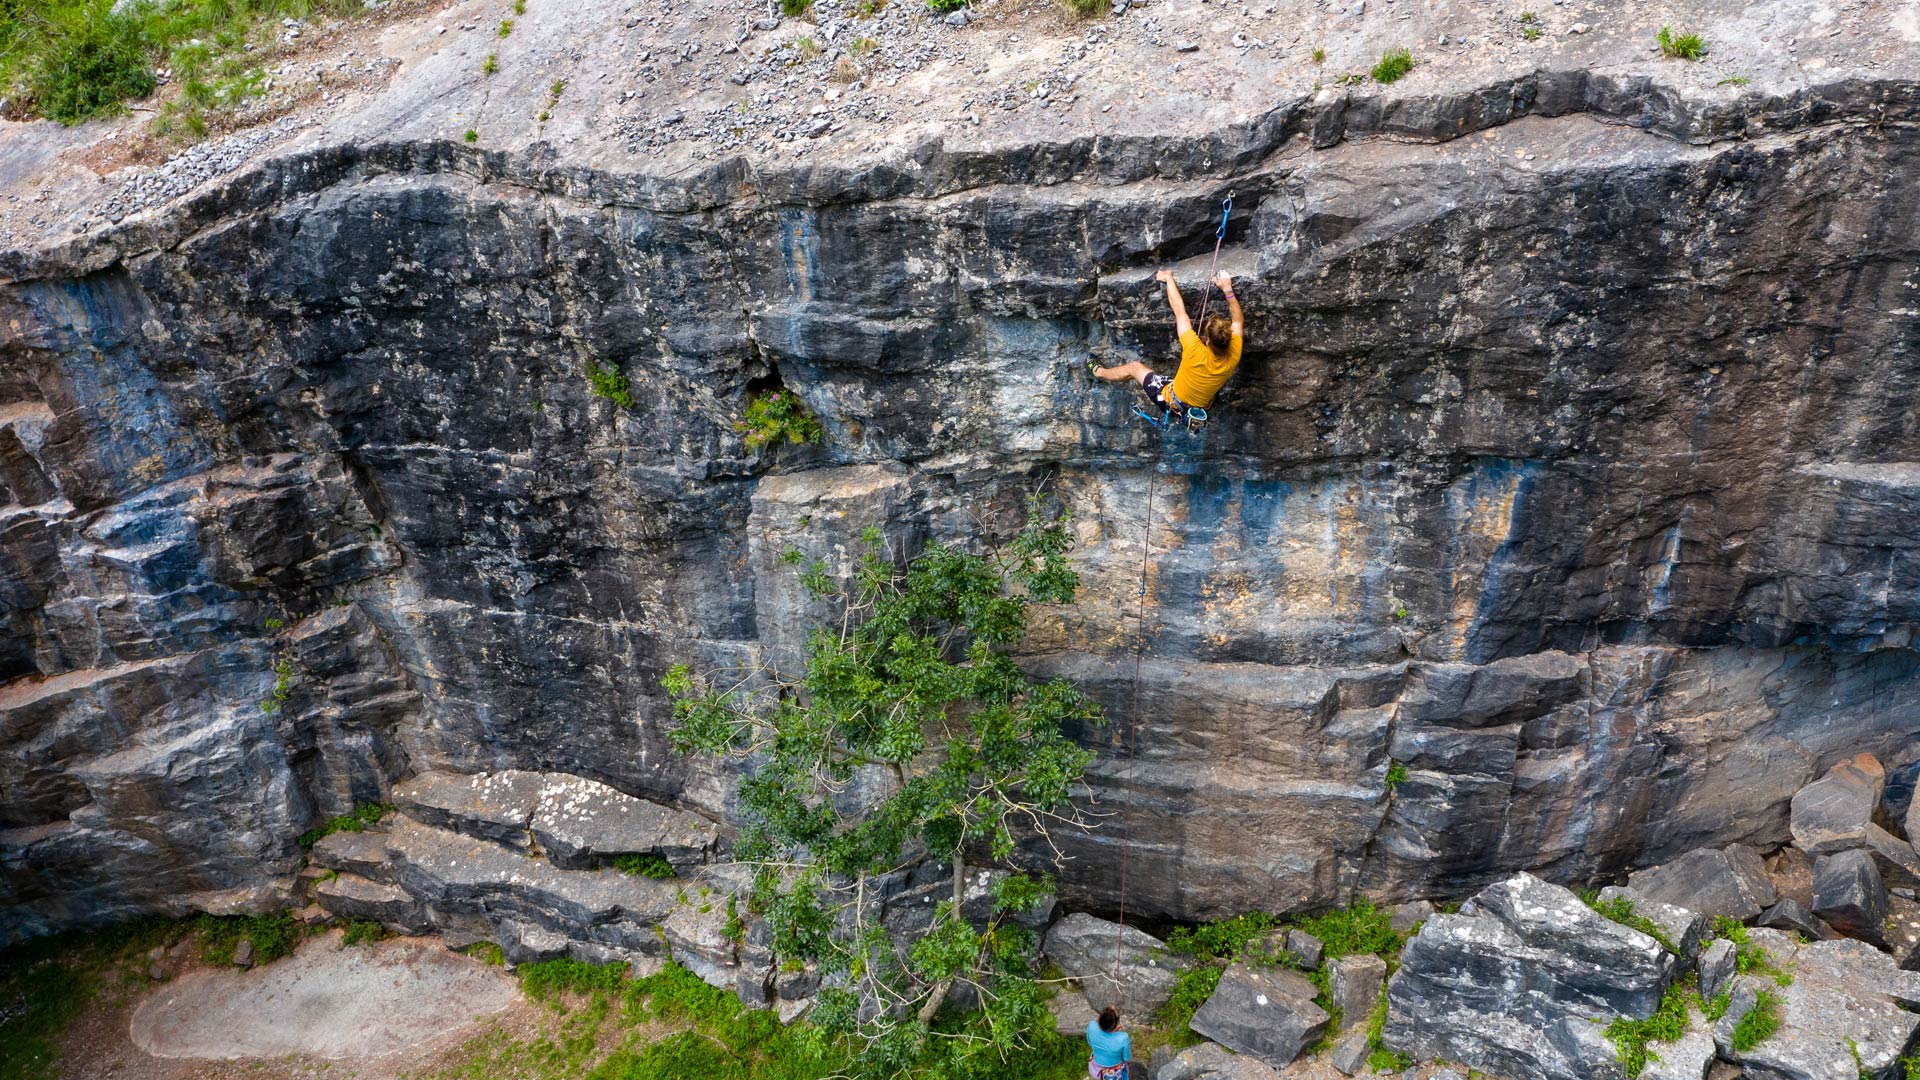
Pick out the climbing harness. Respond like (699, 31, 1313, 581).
(1131, 191, 1234, 438)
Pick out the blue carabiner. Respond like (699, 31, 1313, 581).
(1215, 192, 1234, 240)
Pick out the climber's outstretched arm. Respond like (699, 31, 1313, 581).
(1219, 273, 1243, 335)
(1155, 269, 1192, 336)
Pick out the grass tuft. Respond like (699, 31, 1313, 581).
(1657, 25, 1705, 60)
(1730, 989, 1780, 1051)
(1370, 47, 1414, 83)
(296, 802, 394, 848)
(614, 853, 678, 879)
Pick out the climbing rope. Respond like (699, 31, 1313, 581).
(1108, 192, 1233, 1008)
(1190, 192, 1235, 332)
(1110, 430, 1164, 1007)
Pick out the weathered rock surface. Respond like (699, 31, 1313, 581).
(1638, 1031, 1715, 1080)
(4, 15, 1920, 939)
(1154, 1042, 1280, 1080)
(1695, 938, 1735, 1002)
(1709, 931, 1920, 1080)
(1326, 953, 1386, 1031)
(1627, 845, 1778, 923)
(1789, 753, 1885, 856)
(1753, 898, 1836, 942)
(1042, 912, 1179, 1019)
(1188, 963, 1329, 1069)
(1598, 885, 1710, 961)
(1810, 849, 1887, 946)
(1383, 872, 1676, 1080)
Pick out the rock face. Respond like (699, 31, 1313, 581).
(1188, 963, 1329, 1069)
(1383, 872, 1677, 1080)
(1789, 753, 1885, 856)
(5, 51, 1920, 938)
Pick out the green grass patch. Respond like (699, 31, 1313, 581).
(737, 387, 823, 450)
(464, 941, 507, 966)
(1370, 47, 1414, 84)
(192, 913, 302, 966)
(1383, 759, 1408, 793)
(1730, 989, 1780, 1052)
(296, 801, 394, 848)
(1159, 964, 1223, 1033)
(1582, 892, 1678, 954)
(1657, 25, 1705, 60)
(587, 361, 634, 409)
(0, 917, 181, 1080)
(1604, 979, 1692, 1077)
(341, 920, 387, 947)
(520, 957, 630, 1004)
(613, 853, 677, 879)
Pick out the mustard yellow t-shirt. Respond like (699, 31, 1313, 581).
(1166, 330, 1243, 409)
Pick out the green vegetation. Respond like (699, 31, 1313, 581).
(1582, 892, 1678, 954)
(1312, 46, 1326, 64)
(0, 0, 385, 139)
(1702, 990, 1731, 1021)
(1519, 11, 1542, 40)
(1904, 1049, 1920, 1080)
(1371, 47, 1414, 83)
(737, 387, 823, 450)
(1162, 901, 1404, 1057)
(464, 128, 479, 142)
(259, 657, 295, 714)
(1060, 0, 1109, 18)
(341, 920, 387, 947)
(0, 918, 183, 1080)
(1365, 988, 1409, 1071)
(613, 853, 677, 879)
(586, 361, 634, 409)
(296, 801, 394, 848)
(1730, 989, 1780, 1052)
(666, 501, 1094, 1075)
(782, 0, 814, 15)
(925, 0, 966, 12)
(1657, 25, 1705, 60)
(465, 941, 507, 966)
(482, 51, 499, 74)
(855, 0, 886, 16)
(192, 913, 301, 966)
(848, 35, 879, 57)
(497, 18, 513, 36)
(1384, 759, 1408, 793)
(1718, 75, 1750, 86)
(1603, 979, 1692, 1076)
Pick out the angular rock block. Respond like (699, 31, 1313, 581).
(1789, 753, 1885, 856)
(1328, 1026, 1371, 1076)
(1049, 990, 1096, 1037)
(391, 769, 721, 871)
(1638, 1031, 1715, 1080)
(1326, 953, 1386, 1032)
(1754, 898, 1837, 942)
(1188, 963, 1329, 1069)
(1696, 938, 1736, 1002)
(1154, 1041, 1281, 1080)
(1811, 848, 1888, 946)
(1042, 912, 1179, 1019)
(312, 872, 431, 934)
(1709, 932, 1920, 1079)
(1627, 844, 1778, 922)
(1864, 823, 1920, 891)
(1383, 872, 1678, 1080)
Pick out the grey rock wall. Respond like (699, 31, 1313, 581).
(5, 73, 1920, 937)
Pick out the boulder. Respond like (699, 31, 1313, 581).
(1810, 849, 1887, 946)
(1328, 1026, 1371, 1076)
(1284, 930, 1323, 970)
(1050, 990, 1097, 1038)
(1188, 963, 1330, 1069)
(1627, 845, 1777, 922)
(1864, 824, 1920, 890)
(232, 938, 254, 968)
(1388, 900, 1435, 936)
(1788, 753, 1885, 856)
(1764, 846, 1816, 909)
(1383, 873, 1678, 1080)
(1042, 912, 1180, 1019)
(1638, 1031, 1715, 1080)
(1598, 885, 1710, 961)
(1153, 1041, 1281, 1080)
(1327, 953, 1386, 1031)
(1696, 938, 1736, 1002)
(527, 773, 722, 871)
(1752, 898, 1837, 941)
(1710, 933, 1920, 1079)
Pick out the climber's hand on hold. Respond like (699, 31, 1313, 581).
(1153, 269, 1175, 284)
(1214, 273, 1233, 291)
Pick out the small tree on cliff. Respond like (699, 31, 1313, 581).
(664, 498, 1101, 1078)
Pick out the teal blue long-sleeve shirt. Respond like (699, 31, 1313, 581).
(1086, 1020, 1131, 1067)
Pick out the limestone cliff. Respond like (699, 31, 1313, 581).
(4, 0, 1920, 942)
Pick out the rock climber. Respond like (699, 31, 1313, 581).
(1086, 1005, 1132, 1080)
(1092, 270, 1243, 421)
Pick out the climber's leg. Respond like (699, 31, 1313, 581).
(1092, 360, 1152, 384)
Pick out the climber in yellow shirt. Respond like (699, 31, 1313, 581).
(1092, 270, 1243, 418)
